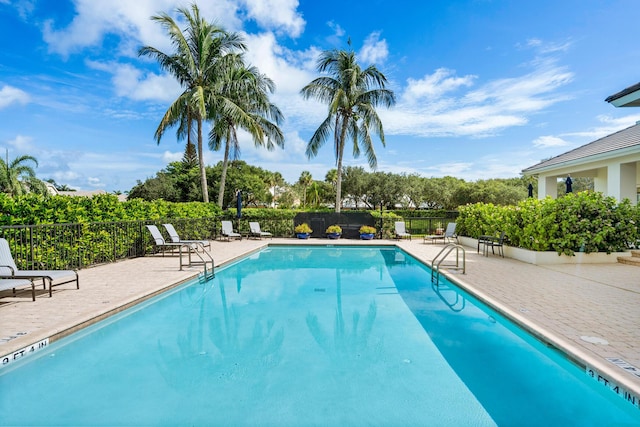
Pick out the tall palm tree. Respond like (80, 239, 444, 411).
(300, 48, 396, 212)
(139, 3, 245, 203)
(297, 170, 313, 207)
(208, 58, 284, 208)
(0, 150, 41, 196)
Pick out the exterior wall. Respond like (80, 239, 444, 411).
(533, 152, 640, 205)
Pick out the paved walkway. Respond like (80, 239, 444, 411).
(1, 238, 639, 400)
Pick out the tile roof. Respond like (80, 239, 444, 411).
(522, 123, 640, 174)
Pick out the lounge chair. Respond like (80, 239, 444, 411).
(0, 278, 36, 301)
(424, 222, 457, 244)
(249, 222, 272, 239)
(146, 225, 203, 270)
(394, 221, 412, 240)
(0, 238, 79, 297)
(162, 223, 211, 251)
(221, 221, 242, 241)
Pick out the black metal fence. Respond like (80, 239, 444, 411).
(0, 213, 457, 271)
(399, 215, 459, 235)
(0, 218, 218, 271)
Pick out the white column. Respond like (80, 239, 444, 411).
(539, 175, 557, 199)
(593, 167, 608, 195)
(607, 162, 636, 203)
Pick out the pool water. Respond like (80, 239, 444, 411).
(1, 246, 638, 426)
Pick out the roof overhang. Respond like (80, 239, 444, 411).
(522, 145, 640, 176)
(605, 82, 640, 107)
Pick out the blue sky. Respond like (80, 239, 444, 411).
(1, 0, 640, 193)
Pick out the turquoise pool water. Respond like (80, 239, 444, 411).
(1, 246, 638, 426)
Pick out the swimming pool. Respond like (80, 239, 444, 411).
(1, 245, 638, 425)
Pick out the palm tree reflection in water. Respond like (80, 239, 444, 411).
(306, 266, 378, 362)
(155, 274, 284, 389)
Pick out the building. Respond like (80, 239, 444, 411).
(522, 82, 640, 205)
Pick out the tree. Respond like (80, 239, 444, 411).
(341, 166, 369, 209)
(402, 174, 426, 209)
(300, 47, 395, 213)
(208, 59, 284, 207)
(0, 150, 43, 197)
(139, 3, 245, 203)
(297, 171, 313, 208)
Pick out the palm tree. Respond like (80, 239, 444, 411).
(208, 58, 284, 208)
(297, 170, 312, 207)
(300, 48, 396, 212)
(0, 150, 41, 196)
(139, 3, 245, 203)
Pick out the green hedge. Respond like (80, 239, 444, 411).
(456, 192, 639, 255)
(0, 193, 222, 225)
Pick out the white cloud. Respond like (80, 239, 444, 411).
(0, 85, 30, 109)
(327, 21, 344, 37)
(240, 0, 305, 37)
(87, 177, 105, 187)
(563, 113, 640, 140)
(532, 135, 569, 148)
(87, 60, 181, 102)
(386, 60, 574, 138)
(162, 150, 182, 163)
(42, 0, 241, 57)
(524, 37, 572, 55)
(402, 68, 476, 103)
(40, 0, 301, 57)
(359, 31, 388, 65)
(243, 32, 324, 128)
(6, 134, 34, 151)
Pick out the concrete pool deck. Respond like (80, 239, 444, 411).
(1, 237, 639, 404)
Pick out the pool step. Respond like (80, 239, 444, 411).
(617, 250, 640, 267)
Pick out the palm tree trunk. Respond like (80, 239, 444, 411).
(217, 131, 232, 208)
(335, 120, 348, 213)
(197, 118, 209, 203)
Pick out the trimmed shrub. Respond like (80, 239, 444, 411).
(457, 192, 638, 255)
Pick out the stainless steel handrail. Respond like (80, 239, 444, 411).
(431, 243, 466, 284)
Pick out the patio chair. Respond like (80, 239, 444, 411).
(249, 222, 272, 239)
(0, 238, 79, 297)
(0, 278, 36, 301)
(146, 225, 204, 271)
(162, 223, 211, 251)
(424, 222, 457, 244)
(221, 221, 242, 241)
(394, 221, 412, 240)
(478, 231, 506, 257)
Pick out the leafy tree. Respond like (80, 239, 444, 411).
(208, 160, 275, 208)
(128, 169, 181, 201)
(300, 47, 395, 213)
(423, 176, 465, 210)
(0, 150, 45, 197)
(341, 166, 369, 208)
(401, 173, 426, 209)
(366, 172, 403, 209)
(208, 59, 284, 207)
(452, 179, 526, 207)
(139, 3, 245, 203)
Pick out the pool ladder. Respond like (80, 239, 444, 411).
(186, 244, 214, 282)
(431, 243, 466, 284)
